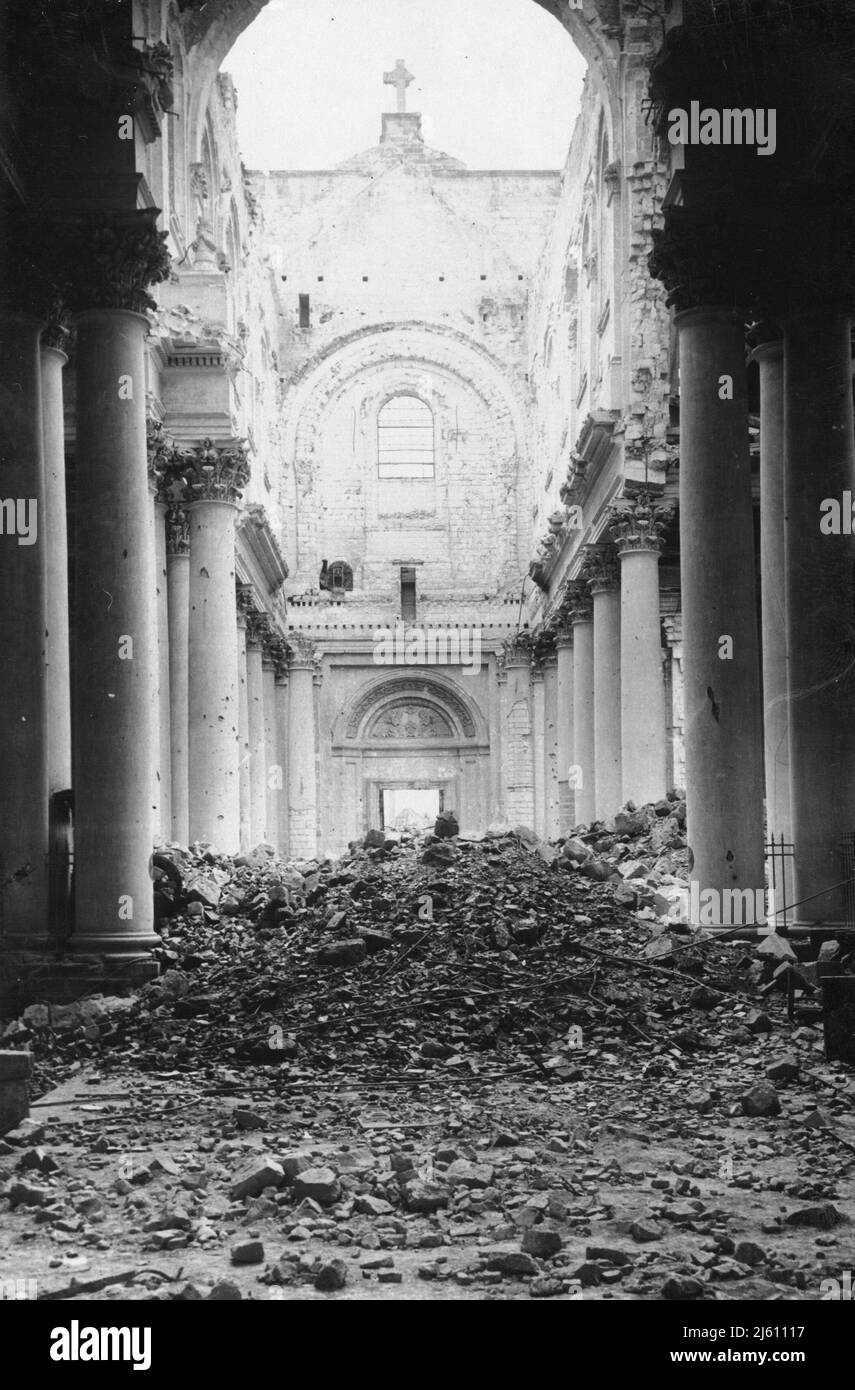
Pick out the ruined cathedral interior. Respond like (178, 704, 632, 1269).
(2, 0, 855, 1318)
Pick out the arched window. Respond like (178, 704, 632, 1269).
(377, 396, 435, 479)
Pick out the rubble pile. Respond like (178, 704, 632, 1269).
(7, 802, 749, 1094)
(3, 804, 855, 1302)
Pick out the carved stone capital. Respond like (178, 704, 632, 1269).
(288, 633, 317, 667)
(63, 210, 172, 316)
(564, 581, 593, 625)
(184, 437, 250, 504)
(501, 631, 534, 667)
(245, 609, 271, 650)
(582, 545, 619, 595)
(609, 492, 673, 555)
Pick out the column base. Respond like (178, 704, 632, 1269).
(0, 947, 159, 1012)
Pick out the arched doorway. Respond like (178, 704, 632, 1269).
(328, 673, 489, 851)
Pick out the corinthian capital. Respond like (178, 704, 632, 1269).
(581, 544, 619, 595)
(288, 633, 317, 666)
(501, 631, 534, 667)
(563, 580, 592, 624)
(63, 209, 172, 315)
(185, 437, 250, 504)
(609, 492, 673, 555)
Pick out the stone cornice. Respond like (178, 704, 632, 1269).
(237, 502, 289, 594)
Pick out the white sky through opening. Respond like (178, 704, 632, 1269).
(226, 0, 586, 171)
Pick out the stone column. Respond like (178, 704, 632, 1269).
(498, 639, 535, 829)
(288, 638, 318, 858)
(531, 664, 546, 839)
(542, 654, 560, 840)
(570, 592, 595, 826)
(555, 627, 575, 834)
(245, 614, 267, 848)
(262, 647, 280, 851)
(784, 299, 855, 927)
(166, 506, 190, 844)
(675, 306, 765, 908)
(495, 659, 508, 823)
(72, 310, 159, 959)
(586, 551, 622, 820)
(276, 671, 290, 857)
(751, 334, 791, 845)
(40, 340, 71, 797)
(186, 441, 248, 852)
(611, 497, 669, 807)
(236, 604, 251, 853)
(663, 615, 685, 793)
(490, 655, 505, 823)
(152, 495, 171, 839)
(0, 314, 49, 945)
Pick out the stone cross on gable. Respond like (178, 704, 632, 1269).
(383, 59, 413, 114)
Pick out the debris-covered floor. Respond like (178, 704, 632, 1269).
(3, 804, 855, 1302)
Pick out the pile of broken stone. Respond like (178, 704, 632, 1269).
(3, 800, 855, 1301)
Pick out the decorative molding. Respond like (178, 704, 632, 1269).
(368, 703, 453, 742)
(345, 676, 477, 741)
(238, 502, 289, 592)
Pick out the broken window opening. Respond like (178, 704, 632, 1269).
(378, 395, 435, 479)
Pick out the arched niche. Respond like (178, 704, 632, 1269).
(332, 673, 488, 750)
